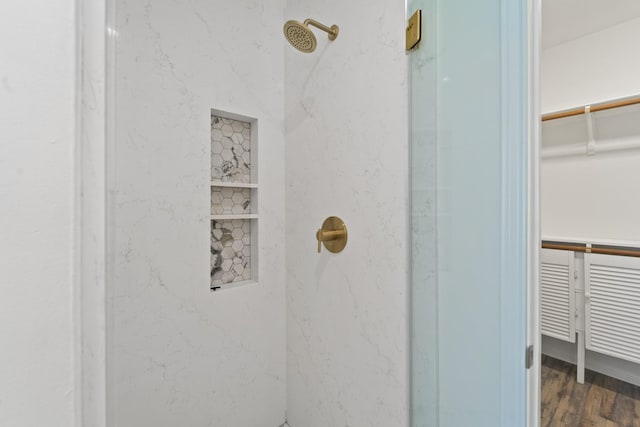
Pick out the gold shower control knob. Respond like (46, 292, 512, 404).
(316, 216, 348, 253)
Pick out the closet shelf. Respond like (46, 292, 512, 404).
(541, 94, 640, 122)
(211, 214, 258, 220)
(210, 181, 258, 188)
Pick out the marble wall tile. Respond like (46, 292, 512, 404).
(211, 187, 252, 215)
(211, 219, 252, 290)
(211, 115, 252, 183)
(284, 0, 409, 426)
(111, 0, 286, 426)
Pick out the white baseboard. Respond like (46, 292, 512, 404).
(542, 335, 640, 386)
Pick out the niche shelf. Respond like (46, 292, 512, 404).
(211, 214, 259, 220)
(210, 181, 258, 188)
(210, 109, 259, 292)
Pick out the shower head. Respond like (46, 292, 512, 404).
(283, 19, 339, 53)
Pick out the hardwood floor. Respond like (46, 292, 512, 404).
(541, 355, 640, 427)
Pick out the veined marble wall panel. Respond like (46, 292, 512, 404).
(110, 1, 286, 425)
(284, 0, 410, 425)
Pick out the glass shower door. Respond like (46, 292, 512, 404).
(410, 0, 530, 426)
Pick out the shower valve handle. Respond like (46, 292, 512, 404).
(315, 217, 348, 254)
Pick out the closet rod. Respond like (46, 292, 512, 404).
(541, 242, 640, 258)
(541, 95, 640, 122)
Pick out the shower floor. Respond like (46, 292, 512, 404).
(541, 355, 640, 426)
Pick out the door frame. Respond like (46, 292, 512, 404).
(500, 0, 541, 424)
(526, 0, 542, 426)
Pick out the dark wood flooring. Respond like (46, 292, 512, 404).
(542, 355, 640, 427)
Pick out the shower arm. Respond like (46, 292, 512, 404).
(304, 19, 339, 39)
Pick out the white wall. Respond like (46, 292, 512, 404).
(541, 16, 640, 113)
(541, 119, 640, 241)
(110, 1, 286, 426)
(541, 17, 640, 242)
(0, 1, 76, 426)
(284, 1, 409, 426)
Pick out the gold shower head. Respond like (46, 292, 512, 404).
(283, 19, 339, 53)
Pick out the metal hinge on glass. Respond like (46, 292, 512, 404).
(525, 345, 534, 369)
(406, 9, 422, 51)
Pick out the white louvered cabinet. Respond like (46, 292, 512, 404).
(585, 253, 640, 365)
(540, 249, 576, 343)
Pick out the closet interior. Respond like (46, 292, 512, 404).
(540, 1, 640, 425)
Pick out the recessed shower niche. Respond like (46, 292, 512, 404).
(210, 110, 258, 291)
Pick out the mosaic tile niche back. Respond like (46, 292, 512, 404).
(210, 113, 256, 291)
